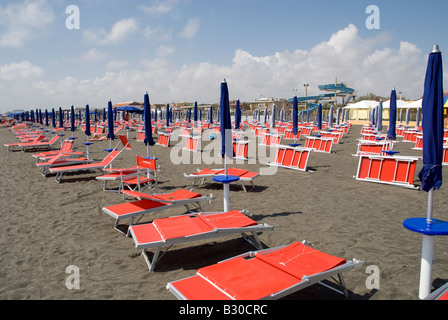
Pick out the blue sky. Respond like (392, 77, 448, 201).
(0, 0, 447, 113)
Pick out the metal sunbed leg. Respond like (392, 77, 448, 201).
(239, 181, 247, 192)
(338, 273, 349, 298)
(142, 248, 160, 272)
(241, 232, 263, 250)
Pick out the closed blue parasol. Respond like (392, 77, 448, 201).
(215, 79, 238, 211)
(70, 105, 75, 137)
(387, 89, 397, 140)
(193, 101, 198, 128)
(85, 104, 91, 136)
(107, 101, 115, 141)
(403, 45, 448, 300)
(235, 99, 241, 130)
(377, 101, 383, 134)
(45, 109, 49, 127)
(59, 107, 63, 128)
(52, 108, 56, 128)
(143, 92, 155, 158)
(292, 96, 299, 146)
(209, 105, 213, 124)
(166, 104, 170, 128)
(317, 103, 322, 130)
(84, 104, 93, 159)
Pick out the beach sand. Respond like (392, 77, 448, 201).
(1, 123, 447, 301)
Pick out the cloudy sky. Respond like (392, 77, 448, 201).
(0, 0, 447, 113)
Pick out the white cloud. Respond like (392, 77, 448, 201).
(139, 0, 179, 15)
(3, 24, 446, 113)
(107, 60, 128, 70)
(0, 61, 43, 80)
(180, 18, 200, 40)
(144, 25, 172, 42)
(0, 0, 54, 47)
(73, 48, 107, 63)
(84, 18, 138, 45)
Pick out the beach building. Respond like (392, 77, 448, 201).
(247, 97, 290, 114)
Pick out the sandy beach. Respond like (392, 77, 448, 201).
(1, 122, 447, 301)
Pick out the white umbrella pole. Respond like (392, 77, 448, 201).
(419, 187, 434, 299)
(223, 155, 230, 211)
(86, 136, 90, 160)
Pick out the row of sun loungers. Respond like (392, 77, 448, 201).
(3, 121, 368, 300)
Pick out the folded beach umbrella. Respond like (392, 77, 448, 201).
(235, 100, 241, 130)
(85, 104, 91, 137)
(106, 100, 115, 152)
(103, 108, 106, 123)
(329, 106, 334, 128)
(271, 104, 276, 129)
(209, 106, 213, 124)
(317, 104, 322, 130)
(292, 96, 299, 146)
(143, 92, 155, 158)
(59, 107, 63, 128)
(387, 90, 397, 140)
(403, 45, 448, 300)
(377, 101, 383, 134)
(52, 108, 56, 128)
(405, 108, 410, 125)
(166, 104, 170, 128)
(70, 105, 75, 137)
(218, 79, 237, 211)
(45, 109, 49, 127)
(193, 101, 198, 128)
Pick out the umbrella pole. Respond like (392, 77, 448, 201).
(86, 136, 90, 160)
(419, 187, 434, 299)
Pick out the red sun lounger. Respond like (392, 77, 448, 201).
(129, 210, 274, 271)
(49, 135, 130, 182)
(36, 152, 93, 177)
(425, 282, 448, 300)
(355, 153, 420, 189)
(32, 139, 81, 161)
(184, 168, 260, 192)
(102, 189, 214, 235)
(167, 241, 363, 300)
(267, 144, 312, 172)
(5, 134, 60, 152)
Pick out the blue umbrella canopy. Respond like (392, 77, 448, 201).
(143, 92, 155, 148)
(59, 107, 63, 128)
(70, 105, 75, 133)
(220, 80, 233, 159)
(377, 101, 383, 133)
(209, 105, 213, 124)
(418, 47, 444, 192)
(166, 104, 170, 127)
(317, 103, 323, 130)
(45, 109, 49, 127)
(235, 100, 241, 130)
(52, 108, 56, 128)
(193, 101, 198, 127)
(387, 89, 397, 140)
(292, 96, 298, 135)
(85, 104, 91, 136)
(107, 101, 115, 140)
